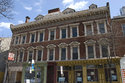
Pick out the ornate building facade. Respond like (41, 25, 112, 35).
(7, 2, 124, 83)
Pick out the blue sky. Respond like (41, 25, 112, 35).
(0, 0, 125, 37)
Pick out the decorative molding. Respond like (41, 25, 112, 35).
(98, 38, 109, 45)
(69, 41, 80, 47)
(35, 46, 44, 49)
(84, 40, 96, 45)
(27, 46, 35, 50)
(58, 43, 68, 48)
(46, 44, 56, 48)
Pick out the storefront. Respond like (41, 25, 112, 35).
(56, 58, 122, 83)
(21, 62, 47, 83)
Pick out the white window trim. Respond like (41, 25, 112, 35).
(27, 50, 34, 62)
(69, 23, 79, 38)
(48, 27, 56, 40)
(36, 49, 43, 62)
(18, 50, 24, 62)
(29, 32, 36, 43)
(85, 44, 96, 59)
(97, 20, 107, 34)
(99, 44, 110, 58)
(84, 22, 94, 36)
(60, 27, 68, 39)
(47, 48, 55, 61)
(59, 47, 68, 61)
(20, 35, 27, 44)
(14, 36, 19, 45)
(37, 29, 45, 42)
(70, 46, 80, 60)
(121, 24, 125, 36)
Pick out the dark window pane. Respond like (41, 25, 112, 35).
(99, 23, 105, 33)
(101, 45, 108, 57)
(31, 34, 35, 43)
(61, 48, 66, 60)
(122, 24, 125, 36)
(49, 49, 54, 60)
(72, 27, 77, 37)
(62, 29, 66, 38)
(38, 50, 42, 61)
(87, 65, 98, 81)
(73, 47, 78, 60)
(88, 46, 94, 58)
(22, 36, 26, 44)
(29, 51, 33, 61)
(50, 31, 54, 40)
(104, 64, 117, 81)
(57, 71, 68, 82)
(19, 51, 23, 62)
(39, 32, 43, 42)
(15, 37, 18, 44)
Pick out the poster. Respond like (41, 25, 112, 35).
(8, 52, 15, 61)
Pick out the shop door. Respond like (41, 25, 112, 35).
(16, 72, 22, 83)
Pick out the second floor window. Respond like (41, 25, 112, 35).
(72, 47, 78, 60)
(49, 49, 54, 60)
(72, 27, 77, 37)
(99, 23, 105, 34)
(50, 30, 55, 40)
(28, 51, 33, 62)
(19, 51, 23, 62)
(101, 45, 108, 57)
(88, 46, 94, 58)
(61, 48, 66, 60)
(30, 33, 35, 43)
(21, 35, 26, 44)
(61, 28, 66, 39)
(37, 50, 42, 61)
(122, 24, 125, 36)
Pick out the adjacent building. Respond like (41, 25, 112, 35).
(7, 2, 125, 83)
(0, 37, 11, 83)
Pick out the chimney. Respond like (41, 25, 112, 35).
(48, 8, 60, 14)
(25, 16, 30, 23)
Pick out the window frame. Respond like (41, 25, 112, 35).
(122, 24, 125, 36)
(18, 50, 24, 62)
(59, 47, 67, 61)
(48, 28, 56, 41)
(27, 50, 34, 62)
(29, 32, 36, 43)
(70, 23, 79, 38)
(96, 20, 107, 34)
(20, 34, 27, 44)
(36, 49, 43, 62)
(47, 48, 55, 61)
(83, 22, 94, 36)
(37, 30, 45, 42)
(60, 27, 68, 39)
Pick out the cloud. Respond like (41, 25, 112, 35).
(62, 0, 73, 4)
(0, 22, 12, 29)
(68, 1, 88, 10)
(62, 0, 88, 11)
(24, 6, 32, 11)
(18, 20, 24, 24)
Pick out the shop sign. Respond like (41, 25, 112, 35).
(120, 56, 125, 83)
(8, 52, 15, 61)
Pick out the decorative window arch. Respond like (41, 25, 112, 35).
(58, 43, 68, 61)
(27, 46, 35, 62)
(46, 44, 56, 61)
(98, 38, 110, 58)
(35, 46, 44, 62)
(84, 40, 96, 59)
(69, 41, 80, 60)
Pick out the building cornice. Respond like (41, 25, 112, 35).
(11, 6, 110, 34)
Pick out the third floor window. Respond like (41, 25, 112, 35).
(61, 28, 66, 39)
(72, 27, 77, 37)
(122, 24, 125, 36)
(21, 35, 26, 44)
(50, 30, 55, 40)
(98, 23, 105, 34)
(39, 32, 44, 42)
(30, 33, 35, 43)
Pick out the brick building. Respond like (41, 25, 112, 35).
(7, 2, 125, 83)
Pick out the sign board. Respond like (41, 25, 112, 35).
(8, 53, 15, 61)
(120, 56, 125, 83)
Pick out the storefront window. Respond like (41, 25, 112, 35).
(57, 66, 69, 83)
(74, 66, 83, 83)
(87, 65, 98, 82)
(104, 64, 117, 81)
(24, 66, 43, 83)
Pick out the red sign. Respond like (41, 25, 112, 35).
(121, 69, 125, 83)
(8, 53, 15, 61)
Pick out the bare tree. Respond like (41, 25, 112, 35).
(0, 0, 13, 19)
